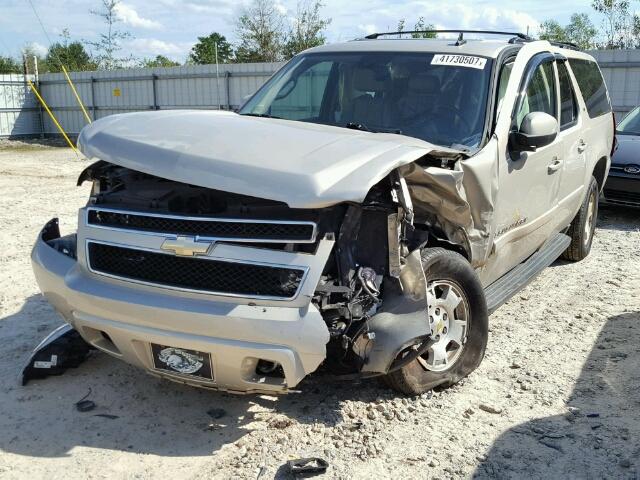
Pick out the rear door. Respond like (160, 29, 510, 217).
(555, 59, 587, 225)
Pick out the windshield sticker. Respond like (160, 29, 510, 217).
(431, 54, 487, 70)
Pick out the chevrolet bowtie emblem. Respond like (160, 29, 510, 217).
(161, 236, 212, 256)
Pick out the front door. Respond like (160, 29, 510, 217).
(490, 53, 563, 281)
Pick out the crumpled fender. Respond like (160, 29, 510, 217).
(398, 139, 499, 268)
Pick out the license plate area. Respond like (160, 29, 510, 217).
(150, 343, 214, 380)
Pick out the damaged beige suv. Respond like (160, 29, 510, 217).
(30, 31, 614, 395)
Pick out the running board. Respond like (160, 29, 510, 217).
(484, 233, 571, 315)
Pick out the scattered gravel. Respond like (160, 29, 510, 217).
(0, 147, 638, 479)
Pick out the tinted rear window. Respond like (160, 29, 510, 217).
(569, 59, 611, 118)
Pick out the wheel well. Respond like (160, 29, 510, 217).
(593, 157, 608, 191)
(427, 233, 470, 261)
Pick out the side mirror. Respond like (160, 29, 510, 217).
(509, 112, 558, 152)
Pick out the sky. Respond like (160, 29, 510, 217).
(0, 0, 596, 62)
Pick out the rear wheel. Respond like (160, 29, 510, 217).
(562, 176, 599, 262)
(383, 248, 488, 396)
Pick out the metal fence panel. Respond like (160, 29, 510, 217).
(36, 62, 284, 135)
(0, 74, 39, 137)
(590, 49, 640, 119)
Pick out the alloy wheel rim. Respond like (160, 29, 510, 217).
(418, 280, 470, 372)
(584, 190, 596, 247)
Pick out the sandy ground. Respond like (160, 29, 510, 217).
(0, 145, 639, 480)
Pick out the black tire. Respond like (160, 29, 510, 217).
(561, 176, 599, 262)
(383, 248, 489, 396)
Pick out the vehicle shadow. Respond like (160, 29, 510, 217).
(0, 294, 385, 459)
(597, 203, 640, 232)
(473, 311, 640, 479)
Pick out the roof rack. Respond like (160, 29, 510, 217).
(363, 29, 533, 41)
(547, 40, 581, 51)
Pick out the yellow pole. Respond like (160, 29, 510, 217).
(61, 65, 92, 125)
(27, 80, 79, 154)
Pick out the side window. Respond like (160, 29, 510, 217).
(557, 61, 578, 129)
(269, 61, 332, 120)
(568, 59, 611, 118)
(516, 61, 557, 128)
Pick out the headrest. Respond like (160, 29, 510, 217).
(407, 74, 441, 94)
(353, 68, 384, 92)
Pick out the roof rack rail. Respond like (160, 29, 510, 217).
(364, 29, 533, 41)
(547, 40, 581, 51)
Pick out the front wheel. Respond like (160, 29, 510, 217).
(561, 176, 599, 262)
(383, 248, 489, 396)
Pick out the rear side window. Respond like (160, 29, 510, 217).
(558, 62, 578, 128)
(569, 59, 611, 118)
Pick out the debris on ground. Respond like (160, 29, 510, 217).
(287, 457, 329, 477)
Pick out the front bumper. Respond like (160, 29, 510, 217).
(31, 219, 330, 393)
(603, 172, 640, 207)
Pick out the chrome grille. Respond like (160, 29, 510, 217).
(87, 208, 317, 243)
(87, 241, 306, 299)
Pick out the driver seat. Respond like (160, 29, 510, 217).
(344, 68, 386, 127)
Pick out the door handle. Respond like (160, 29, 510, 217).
(577, 140, 587, 153)
(548, 156, 563, 173)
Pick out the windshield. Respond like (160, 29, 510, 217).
(617, 106, 640, 135)
(239, 52, 493, 149)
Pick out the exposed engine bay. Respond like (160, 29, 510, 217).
(77, 160, 461, 376)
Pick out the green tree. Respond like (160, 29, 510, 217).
(539, 14, 598, 50)
(140, 55, 180, 68)
(565, 13, 598, 50)
(0, 56, 21, 74)
(411, 17, 437, 38)
(188, 33, 234, 64)
(235, 0, 286, 63)
(592, 0, 640, 48)
(86, 0, 133, 69)
(46, 30, 97, 72)
(397, 17, 437, 38)
(539, 19, 569, 43)
(283, 1, 331, 58)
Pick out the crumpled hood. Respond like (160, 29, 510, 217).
(77, 110, 453, 208)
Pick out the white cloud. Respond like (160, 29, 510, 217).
(23, 41, 48, 57)
(358, 24, 378, 35)
(114, 2, 163, 29)
(157, 0, 237, 14)
(325, 0, 541, 41)
(128, 38, 192, 58)
(274, 0, 288, 15)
